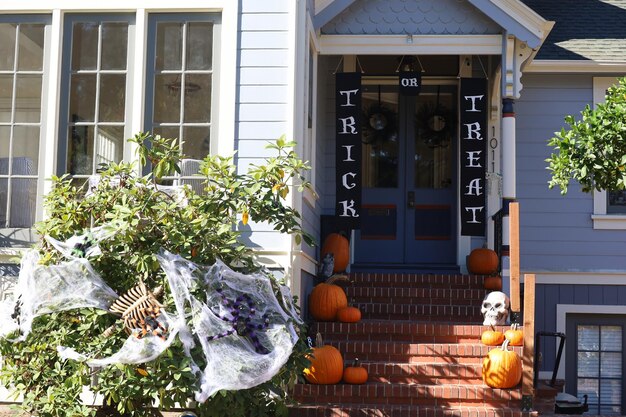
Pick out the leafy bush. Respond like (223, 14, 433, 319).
(0, 133, 312, 416)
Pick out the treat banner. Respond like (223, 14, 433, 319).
(399, 71, 421, 96)
(459, 78, 487, 236)
(335, 72, 362, 229)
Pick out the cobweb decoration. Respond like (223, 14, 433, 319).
(45, 225, 118, 259)
(0, 249, 118, 341)
(156, 250, 299, 402)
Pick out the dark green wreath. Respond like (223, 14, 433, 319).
(362, 104, 398, 145)
(415, 101, 453, 148)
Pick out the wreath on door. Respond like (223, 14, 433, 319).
(362, 103, 398, 145)
(415, 87, 453, 148)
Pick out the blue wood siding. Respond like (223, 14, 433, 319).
(517, 74, 626, 272)
(321, 0, 501, 35)
(534, 283, 626, 374)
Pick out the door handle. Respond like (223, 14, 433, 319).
(407, 191, 415, 208)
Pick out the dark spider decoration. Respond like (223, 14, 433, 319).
(207, 288, 271, 354)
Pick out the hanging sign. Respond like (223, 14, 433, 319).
(335, 72, 362, 229)
(399, 71, 421, 96)
(460, 78, 487, 236)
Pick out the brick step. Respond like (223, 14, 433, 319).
(288, 404, 537, 417)
(349, 273, 491, 289)
(345, 287, 488, 305)
(362, 362, 483, 385)
(336, 341, 522, 364)
(292, 382, 522, 408)
(313, 322, 510, 343)
(354, 303, 483, 322)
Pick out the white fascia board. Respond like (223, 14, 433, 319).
(0, 0, 227, 11)
(526, 60, 626, 73)
(319, 35, 503, 56)
(468, 0, 553, 49)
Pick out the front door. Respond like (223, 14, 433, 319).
(354, 81, 457, 266)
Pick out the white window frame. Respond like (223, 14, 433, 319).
(592, 76, 626, 229)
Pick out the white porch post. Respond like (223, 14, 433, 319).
(501, 98, 516, 201)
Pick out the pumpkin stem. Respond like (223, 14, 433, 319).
(501, 338, 511, 351)
(315, 332, 324, 348)
(353, 358, 360, 367)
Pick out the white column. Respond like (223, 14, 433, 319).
(501, 98, 516, 201)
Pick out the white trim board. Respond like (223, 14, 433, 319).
(526, 60, 626, 73)
(554, 304, 626, 381)
(534, 272, 626, 286)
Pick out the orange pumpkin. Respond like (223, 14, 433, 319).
(321, 233, 350, 273)
(482, 339, 522, 389)
(483, 275, 502, 290)
(304, 333, 344, 384)
(336, 306, 361, 323)
(504, 323, 524, 346)
(481, 327, 505, 346)
(468, 247, 498, 275)
(343, 358, 368, 384)
(309, 280, 348, 321)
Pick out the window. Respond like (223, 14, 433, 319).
(0, 16, 48, 228)
(566, 315, 626, 415)
(144, 13, 220, 191)
(592, 77, 626, 229)
(58, 14, 134, 178)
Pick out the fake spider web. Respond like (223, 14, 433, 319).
(0, 230, 301, 402)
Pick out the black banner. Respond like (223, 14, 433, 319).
(335, 72, 362, 229)
(399, 71, 421, 96)
(459, 78, 487, 236)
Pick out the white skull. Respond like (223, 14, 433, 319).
(481, 291, 510, 326)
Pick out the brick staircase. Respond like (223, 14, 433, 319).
(289, 272, 538, 417)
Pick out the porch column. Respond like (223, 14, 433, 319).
(501, 98, 516, 201)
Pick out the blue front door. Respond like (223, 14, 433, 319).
(354, 82, 457, 266)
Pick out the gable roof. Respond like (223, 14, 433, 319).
(521, 0, 626, 61)
(314, 0, 553, 49)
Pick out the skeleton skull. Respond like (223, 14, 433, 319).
(481, 291, 510, 326)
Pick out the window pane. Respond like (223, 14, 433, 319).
(15, 75, 42, 123)
(0, 24, 16, 71)
(17, 24, 44, 71)
(0, 127, 9, 174)
(600, 379, 621, 405)
(578, 378, 599, 406)
(99, 74, 126, 122)
(600, 404, 621, 415)
(0, 75, 13, 123)
(154, 74, 181, 123)
(602, 326, 622, 351)
(153, 126, 180, 141)
(601, 352, 622, 378)
(183, 74, 211, 123)
(186, 22, 213, 70)
(69, 74, 96, 122)
(67, 125, 94, 175)
(578, 352, 599, 377)
(156, 22, 182, 71)
(71, 22, 98, 70)
(0, 178, 7, 226)
(101, 22, 128, 70)
(12, 126, 39, 174)
(183, 126, 210, 160)
(578, 325, 600, 350)
(9, 177, 36, 227)
(608, 190, 626, 213)
(95, 126, 124, 167)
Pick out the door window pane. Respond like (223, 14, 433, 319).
(602, 326, 622, 351)
(578, 325, 600, 350)
(95, 126, 124, 166)
(99, 74, 126, 122)
(69, 74, 97, 122)
(578, 352, 599, 377)
(156, 22, 182, 71)
(101, 22, 128, 70)
(15, 75, 42, 123)
(71, 22, 99, 70)
(186, 22, 213, 70)
(13, 126, 39, 174)
(0, 75, 13, 123)
(67, 125, 94, 175)
(184, 74, 211, 123)
(154, 74, 181, 123)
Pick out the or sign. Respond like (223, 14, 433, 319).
(459, 78, 487, 236)
(335, 72, 362, 229)
(399, 71, 421, 96)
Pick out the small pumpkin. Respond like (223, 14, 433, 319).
(336, 306, 361, 323)
(308, 276, 349, 321)
(342, 358, 368, 384)
(304, 332, 344, 384)
(483, 275, 502, 290)
(504, 323, 524, 346)
(482, 339, 522, 389)
(321, 233, 350, 273)
(468, 246, 498, 275)
(481, 326, 505, 346)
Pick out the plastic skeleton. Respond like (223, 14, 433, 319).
(208, 288, 271, 354)
(108, 282, 169, 340)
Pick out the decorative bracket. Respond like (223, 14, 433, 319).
(502, 35, 534, 99)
